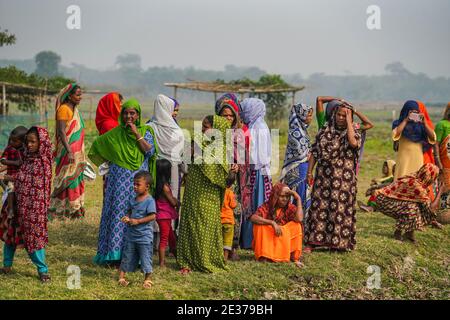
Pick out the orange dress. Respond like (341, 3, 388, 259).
(252, 203, 302, 262)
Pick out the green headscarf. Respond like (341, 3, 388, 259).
(89, 99, 159, 188)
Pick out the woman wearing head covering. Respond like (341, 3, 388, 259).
(239, 98, 273, 249)
(95, 92, 123, 135)
(147, 94, 184, 200)
(392, 100, 436, 180)
(316, 97, 373, 175)
(373, 163, 443, 243)
(215, 93, 250, 260)
(305, 104, 361, 252)
(250, 182, 303, 265)
(434, 102, 450, 210)
(177, 115, 231, 273)
(49, 83, 87, 220)
(279, 103, 313, 214)
(89, 98, 157, 266)
(0, 127, 53, 282)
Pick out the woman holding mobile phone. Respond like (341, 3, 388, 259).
(392, 100, 436, 181)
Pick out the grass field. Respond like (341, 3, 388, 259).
(0, 107, 449, 300)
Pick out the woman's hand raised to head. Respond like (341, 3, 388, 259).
(345, 108, 353, 123)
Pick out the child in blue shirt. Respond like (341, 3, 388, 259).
(119, 171, 156, 289)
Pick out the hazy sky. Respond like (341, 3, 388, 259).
(1, 0, 449, 77)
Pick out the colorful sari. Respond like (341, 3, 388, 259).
(49, 83, 86, 219)
(89, 98, 157, 265)
(177, 115, 230, 272)
(252, 183, 303, 262)
(374, 163, 439, 232)
(436, 118, 450, 208)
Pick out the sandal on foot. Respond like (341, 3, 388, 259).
(39, 273, 51, 283)
(118, 278, 130, 287)
(143, 280, 153, 289)
(358, 201, 373, 213)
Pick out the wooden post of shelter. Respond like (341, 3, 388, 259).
(1, 84, 5, 116)
(291, 91, 296, 107)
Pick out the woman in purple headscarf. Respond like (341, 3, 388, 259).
(239, 98, 273, 249)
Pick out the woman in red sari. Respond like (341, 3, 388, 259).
(0, 127, 53, 282)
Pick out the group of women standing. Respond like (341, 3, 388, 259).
(2, 81, 447, 280)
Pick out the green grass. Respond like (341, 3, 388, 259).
(0, 110, 449, 300)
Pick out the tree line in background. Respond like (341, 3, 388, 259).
(1, 47, 450, 117)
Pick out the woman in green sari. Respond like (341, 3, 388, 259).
(88, 98, 157, 266)
(177, 115, 232, 273)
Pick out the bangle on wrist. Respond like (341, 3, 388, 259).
(136, 136, 144, 142)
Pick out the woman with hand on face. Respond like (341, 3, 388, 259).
(392, 100, 436, 181)
(89, 98, 157, 267)
(305, 104, 361, 252)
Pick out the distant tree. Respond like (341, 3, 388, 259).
(35, 51, 61, 78)
(0, 65, 74, 111)
(226, 74, 290, 126)
(0, 28, 16, 47)
(115, 53, 142, 70)
(256, 74, 289, 126)
(385, 61, 411, 76)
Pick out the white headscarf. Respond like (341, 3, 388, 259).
(147, 94, 185, 163)
(240, 98, 272, 175)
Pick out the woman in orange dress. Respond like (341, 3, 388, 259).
(250, 182, 303, 266)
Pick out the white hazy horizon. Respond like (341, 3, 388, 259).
(0, 0, 449, 77)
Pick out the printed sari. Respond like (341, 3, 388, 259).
(49, 84, 86, 219)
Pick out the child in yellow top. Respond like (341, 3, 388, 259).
(221, 172, 238, 261)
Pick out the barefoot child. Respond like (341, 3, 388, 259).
(221, 171, 238, 261)
(0, 127, 53, 282)
(0, 126, 28, 218)
(155, 159, 179, 267)
(119, 171, 156, 288)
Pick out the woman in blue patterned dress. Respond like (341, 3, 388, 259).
(279, 103, 313, 214)
(89, 98, 157, 266)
